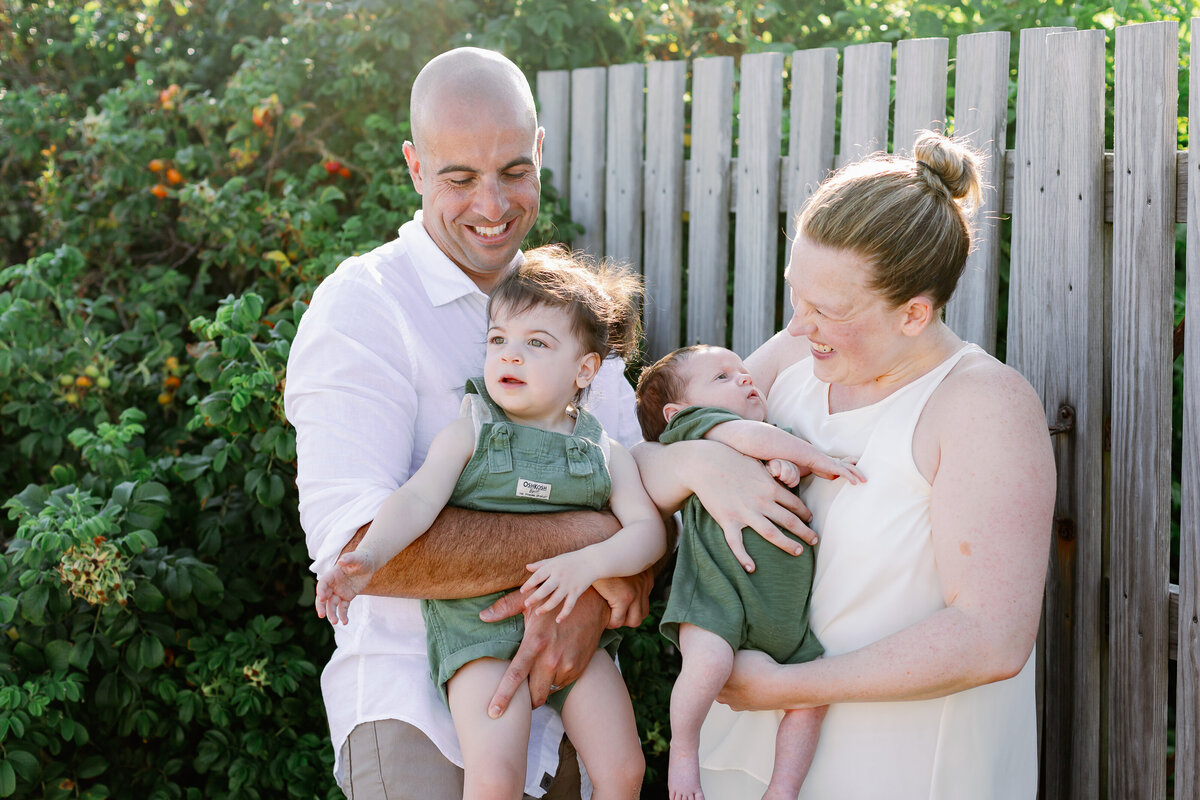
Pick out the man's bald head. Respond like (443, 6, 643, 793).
(410, 48, 537, 151)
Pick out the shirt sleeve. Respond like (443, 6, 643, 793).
(284, 269, 421, 579)
(589, 356, 642, 450)
(658, 405, 744, 445)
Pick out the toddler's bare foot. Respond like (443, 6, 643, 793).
(668, 745, 705, 800)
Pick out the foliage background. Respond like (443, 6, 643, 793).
(0, 0, 1192, 797)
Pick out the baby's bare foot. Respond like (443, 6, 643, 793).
(668, 745, 705, 800)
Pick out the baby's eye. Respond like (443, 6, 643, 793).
(488, 335, 505, 346)
(715, 372, 728, 381)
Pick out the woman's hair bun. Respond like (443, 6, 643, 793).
(913, 131, 982, 210)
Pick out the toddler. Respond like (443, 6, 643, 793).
(318, 246, 666, 800)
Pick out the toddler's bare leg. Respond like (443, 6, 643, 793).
(447, 658, 532, 800)
(560, 650, 644, 800)
(669, 625, 735, 800)
(762, 706, 827, 800)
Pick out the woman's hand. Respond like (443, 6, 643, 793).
(717, 649, 794, 711)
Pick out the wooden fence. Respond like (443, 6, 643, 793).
(536, 19, 1198, 800)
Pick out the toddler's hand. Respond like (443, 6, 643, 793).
(315, 550, 378, 625)
(521, 552, 598, 623)
(767, 458, 802, 487)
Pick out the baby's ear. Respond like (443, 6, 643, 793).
(662, 402, 686, 423)
(576, 352, 602, 389)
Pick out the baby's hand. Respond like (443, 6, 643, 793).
(314, 550, 378, 626)
(521, 551, 599, 623)
(768, 458, 802, 487)
(793, 441, 867, 485)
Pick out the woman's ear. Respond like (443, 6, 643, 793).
(576, 352, 602, 390)
(899, 295, 936, 336)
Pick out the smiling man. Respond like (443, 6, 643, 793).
(284, 48, 647, 800)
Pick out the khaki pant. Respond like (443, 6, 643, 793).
(338, 719, 582, 800)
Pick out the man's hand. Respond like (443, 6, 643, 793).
(480, 587, 609, 717)
(592, 571, 653, 628)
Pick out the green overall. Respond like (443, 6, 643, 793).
(421, 378, 618, 709)
(659, 405, 824, 665)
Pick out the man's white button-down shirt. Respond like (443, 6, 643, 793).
(284, 214, 641, 795)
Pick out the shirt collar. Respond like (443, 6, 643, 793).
(401, 212, 522, 307)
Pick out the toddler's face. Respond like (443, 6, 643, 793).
(672, 347, 767, 422)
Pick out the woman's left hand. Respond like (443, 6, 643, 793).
(716, 649, 788, 711)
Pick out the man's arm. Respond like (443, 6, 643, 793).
(343, 506, 625, 598)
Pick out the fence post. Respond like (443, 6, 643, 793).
(605, 63, 645, 268)
(838, 41, 891, 165)
(536, 70, 571, 199)
(946, 31, 1009, 355)
(1177, 22, 1200, 798)
(1110, 19, 1178, 799)
(1009, 26, 1105, 800)
(731, 52, 785, 356)
(642, 61, 686, 359)
(570, 67, 607, 256)
(892, 37, 948, 152)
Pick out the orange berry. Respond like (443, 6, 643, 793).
(338, 166, 351, 179)
(164, 375, 182, 390)
(166, 167, 183, 185)
(75, 375, 93, 388)
(165, 356, 180, 371)
(158, 392, 173, 405)
(149, 159, 165, 173)
(151, 184, 169, 199)
(323, 160, 341, 174)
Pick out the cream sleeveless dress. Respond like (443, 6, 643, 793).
(696, 343, 1037, 799)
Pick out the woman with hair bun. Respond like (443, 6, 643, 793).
(634, 131, 1055, 798)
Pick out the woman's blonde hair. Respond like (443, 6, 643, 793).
(797, 130, 983, 310)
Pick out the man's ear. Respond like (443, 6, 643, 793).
(662, 402, 686, 423)
(534, 127, 545, 171)
(402, 141, 423, 194)
(576, 352, 601, 390)
(899, 295, 935, 336)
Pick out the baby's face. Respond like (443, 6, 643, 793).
(673, 347, 767, 422)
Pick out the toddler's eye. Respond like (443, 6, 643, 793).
(488, 336, 505, 346)
(529, 338, 546, 348)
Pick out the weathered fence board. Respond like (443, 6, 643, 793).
(1179, 23, 1200, 800)
(893, 37, 949, 152)
(944, 31, 1009, 355)
(569, 67, 606, 256)
(605, 63, 645, 267)
(1109, 19, 1178, 799)
(536, 71, 570, 198)
(838, 41, 891, 165)
(685, 57, 733, 349)
(642, 61, 686, 360)
(1009, 27, 1106, 800)
(731, 52, 784, 356)
(783, 47, 838, 319)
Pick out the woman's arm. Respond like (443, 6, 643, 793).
(632, 439, 815, 549)
(521, 443, 667, 620)
(719, 360, 1055, 708)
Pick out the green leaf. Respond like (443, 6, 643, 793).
(5, 750, 37, 782)
(138, 635, 165, 669)
(0, 760, 14, 797)
(190, 567, 224, 606)
(133, 481, 170, 504)
(131, 580, 164, 612)
(19, 583, 48, 624)
(44, 640, 71, 673)
(0, 597, 16, 625)
(69, 636, 95, 670)
(78, 754, 108, 779)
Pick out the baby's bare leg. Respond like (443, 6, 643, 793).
(762, 706, 827, 800)
(447, 658, 532, 800)
(560, 650, 644, 800)
(669, 625, 735, 800)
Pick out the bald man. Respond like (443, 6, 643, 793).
(284, 48, 649, 799)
